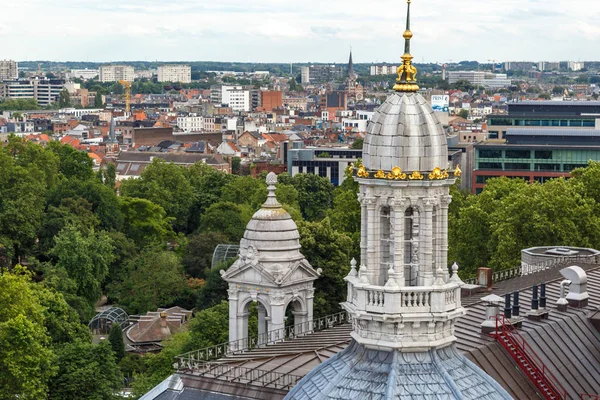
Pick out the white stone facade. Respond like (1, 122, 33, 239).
(221, 173, 320, 347)
(157, 65, 191, 83)
(99, 65, 135, 83)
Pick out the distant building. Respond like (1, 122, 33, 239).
(0, 78, 65, 106)
(99, 65, 135, 83)
(473, 128, 600, 193)
(537, 61, 560, 72)
(569, 61, 585, 72)
(261, 91, 283, 111)
(504, 61, 535, 71)
(157, 65, 191, 83)
(288, 147, 362, 186)
(299, 64, 344, 84)
(447, 71, 511, 88)
(66, 68, 99, 81)
(370, 64, 398, 76)
(487, 100, 600, 140)
(0, 60, 18, 81)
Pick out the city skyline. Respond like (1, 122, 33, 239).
(2, 0, 600, 63)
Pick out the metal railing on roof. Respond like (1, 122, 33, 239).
(176, 311, 350, 367)
(187, 362, 303, 390)
(493, 315, 567, 400)
(462, 254, 598, 286)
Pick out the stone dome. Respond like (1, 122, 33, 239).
(239, 173, 304, 265)
(362, 92, 448, 173)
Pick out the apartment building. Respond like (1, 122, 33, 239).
(99, 65, 135, 82)
(370, 64, 398, 76)
(447, 71, 511, 88)
(157, 65, 191, 83)
(0, 60, 18, 81)
(0, 78, 65, 106)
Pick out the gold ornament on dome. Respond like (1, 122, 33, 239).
(408, 171, 424, 180)
(454, 164, 462, 177)
(393, 0, 420, 93)
(388, 166, 407, 180)
(428, 167, 443, 180)
(374, 170, 386, 179)
(357, 165, 370, 178)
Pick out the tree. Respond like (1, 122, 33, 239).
(120, 159, 194, 232)
(199, 202, 253, 243)
(108, 324, 125, 362)
(119, 197, 175, 247)
(46, 141, 94, 181)
(457, 109, 470, 119)
(58, 89, 72, 108)
(109, 250, 187, 314)
(48, 341, 123, 400)
(552, 86, 565, 95)
(231, 156, 241, 175)
(290, 173, 334, 221)
(183, 231, 230, 278)
(196, 259, 234, 310)
(94, 92, 104, 108)
(351, 138, 364, 149)
(47, 226, 115, 320)
(0, 268, 57, 400)
(186, 301, 230, 350)
(298, 218, 354, 316)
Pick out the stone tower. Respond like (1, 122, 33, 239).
(285, 1, 513, 398)
(221, 173, 321, 348)
(105, 118, 120, 157)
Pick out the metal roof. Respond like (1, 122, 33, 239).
(510, 100, 600, 106)
(88, 307, 129, 330)
(506, 128, 600, 137)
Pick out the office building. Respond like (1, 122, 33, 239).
(99, 65, 135, 82)
(0, 78, 65, 106)
(537, 61, 560, 72)
(288, 147, 362, 186)
(157, 65, 191, 83)
(487, 100, 600, 140)
(218, 86, 250, 112)
(473, 128, 600, 193)
(370, 64, 398, 75)
(0, 60, 18, 81)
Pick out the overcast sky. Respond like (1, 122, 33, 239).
(2, 0, 599, 63)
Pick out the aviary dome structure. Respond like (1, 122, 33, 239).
(285, 1, 513, 399)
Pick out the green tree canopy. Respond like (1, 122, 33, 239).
(119, 197, 175, 247)
(108, 324, 126, 362)
(199, 202, 253, 243)
(183, 231, 230, 278)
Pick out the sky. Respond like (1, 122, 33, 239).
(2, 0, 600, 64)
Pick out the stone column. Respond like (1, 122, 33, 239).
(305, 287, 315, 333)
(269, 292, 286, 343)
(358, 193, 368, 267)
(365, 196, 377, 284)
(440, 195, 452, 282)
(257, 304, 267, 345)
(391, 197, 405, 286)
(421, 198, 435, 286)
(228, 286, 239, 347)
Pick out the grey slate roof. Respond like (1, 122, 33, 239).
(284, 341, 513, 400)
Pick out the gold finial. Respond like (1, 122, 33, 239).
(393, 0, 419, 93)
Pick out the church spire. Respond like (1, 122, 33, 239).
(393, 0, 419, 92)
(348, 48, 354, 78)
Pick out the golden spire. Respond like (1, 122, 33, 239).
(393, 0, 419, 92)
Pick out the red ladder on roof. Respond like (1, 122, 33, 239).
(493, 315, 568, 400)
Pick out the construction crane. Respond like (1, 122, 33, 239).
(118, 80, 131, 114)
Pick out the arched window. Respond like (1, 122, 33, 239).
(404, 207, 419, 286)
(380, 206, 391, 286)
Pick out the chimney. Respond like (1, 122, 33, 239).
(160, 311, 168, 328)
(527, 284, 550, 321)
(540, 283, 547, 309)
(481, 294, 504, 334)
(531, 285, 539, 311)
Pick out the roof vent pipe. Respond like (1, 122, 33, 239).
(531, 285, 539, 310)
(504, 293, 512, 319)
(540, 283, 547, 309)
(512, 292, 520, 317)
(556, 280, 571, 312)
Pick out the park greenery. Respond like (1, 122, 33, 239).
(4, 135, 600, 397)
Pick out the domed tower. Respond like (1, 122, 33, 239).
(285, 2, 513, 398)
(221, 173, 321, 348)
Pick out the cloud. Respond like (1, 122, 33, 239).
(2, 0, 600, 62)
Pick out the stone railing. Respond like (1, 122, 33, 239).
(176, 311, 350, 366)
(350, 282, 461, 315)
